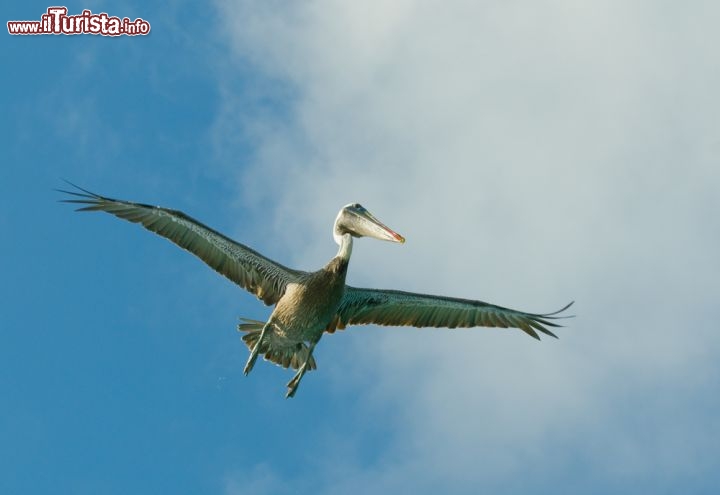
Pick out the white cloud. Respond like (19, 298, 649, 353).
(214, 0, 720, 492)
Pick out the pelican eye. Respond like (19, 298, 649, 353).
(352, 203, 362, 210)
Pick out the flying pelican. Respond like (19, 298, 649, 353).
(60, 183, 573, 397)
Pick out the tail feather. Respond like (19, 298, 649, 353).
(238, 319, 317, 371)
(238, 318, 266, 332)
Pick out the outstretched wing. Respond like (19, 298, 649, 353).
(335, 287, 573, 339)
(59, 183, 303, 305)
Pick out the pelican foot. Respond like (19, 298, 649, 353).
(243, 322, 269, 376)
(243, 351, 259, 376)
(285, 341, 316, 398)
(285, 365, 306, 398)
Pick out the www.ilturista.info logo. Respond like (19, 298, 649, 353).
(8, 7, 150, 36)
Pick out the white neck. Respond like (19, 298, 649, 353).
(335, 232, 353, 261)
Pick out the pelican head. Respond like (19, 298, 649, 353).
(333, 203, 405, 245)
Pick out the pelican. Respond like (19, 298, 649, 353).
(60, 183, 573, 397)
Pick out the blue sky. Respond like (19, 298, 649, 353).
(3, 1, 719, 494)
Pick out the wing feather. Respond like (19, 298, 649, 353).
(59, 182, 303, 305)
(336, 287, 573, 340)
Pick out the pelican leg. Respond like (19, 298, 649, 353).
(285, 341, 317, 398)
(243, 322, 270, 376)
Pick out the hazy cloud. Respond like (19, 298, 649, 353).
(214, 1, 720, 492)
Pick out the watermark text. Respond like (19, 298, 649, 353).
(8, 7, 151, 36)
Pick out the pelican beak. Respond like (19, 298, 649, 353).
(353, 208, 405, 243)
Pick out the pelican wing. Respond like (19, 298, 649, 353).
(336, 287, 573, 339)
(60, 184, 302, 305)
